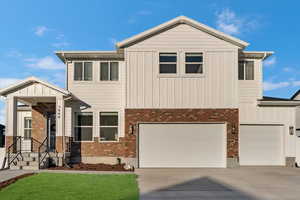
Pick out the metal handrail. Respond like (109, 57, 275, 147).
(38, 137, 49, 169)
(7, 136, 22, 168)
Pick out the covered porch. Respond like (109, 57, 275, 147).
(0, 77, 72, 169)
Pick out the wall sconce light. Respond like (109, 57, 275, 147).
(289, 126, 294, 135)
(231, 124, 236, 134)
(129, 124, 135, 135)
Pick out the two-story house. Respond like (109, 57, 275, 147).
(2, 16, 300, 169)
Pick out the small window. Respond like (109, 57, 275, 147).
(100, 62, 119, 81)
(185, 53, 203, 74)
(159, 53, 177, 74)
(24, 117, 32, 140)
(75, 112, 93, 141)
(238, 61, 254, 80)
(74, 62, 93, 81)
(99, 112, 118, 142)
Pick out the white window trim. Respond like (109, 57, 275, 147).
(158, 52, 179, 78)
(74, 112, 94, 142)
(239, 59, 255, 81)
(182, 52, 205, 78)
(24, 117, 32, 140)
(99, 61, 120, 82)
(73, 61, 93, 82)
(99, 111, 120, 143)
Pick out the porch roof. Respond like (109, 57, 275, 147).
(0, 76, 71, 97)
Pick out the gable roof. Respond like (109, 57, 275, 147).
(291, 89, 300, 100)
(116, 16, 249, 49)
(0, 76, 70, 96)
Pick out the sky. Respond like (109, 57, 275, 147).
(0, 0, 299, 124)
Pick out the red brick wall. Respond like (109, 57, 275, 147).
(71, 108, 239, 158)
(31, 106, 46, 152)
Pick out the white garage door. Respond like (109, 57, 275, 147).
(240, 125, 284, 166)
(138, 123, 226, 168)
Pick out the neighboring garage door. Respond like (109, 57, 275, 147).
(240, 124, 285, 166)
(138, 123, 226, 168)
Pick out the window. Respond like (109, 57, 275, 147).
(24, 117, 32, 140)
(239, 61, 254, 80)
(99, 112, 118, 141)
(75, 112, 93, 141)
(159, 53, 177, 74)
(185, 53, 203, 74)
(100, 62, 119, 81)
(74, 62, 93, 81)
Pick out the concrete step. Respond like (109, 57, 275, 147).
(22, 152, 39, 158)
(10, 165, 22, 170)
(22, 156, 36, 162)
(22, 165, 39, 170)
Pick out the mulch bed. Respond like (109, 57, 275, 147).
(0, 173, 36, 190)
(48, 163, 134, 172)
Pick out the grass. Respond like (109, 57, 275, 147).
(0, 173, 139, 200)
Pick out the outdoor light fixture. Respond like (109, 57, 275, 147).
(289, 126, 294, 135)
(129, 124, 135, 135)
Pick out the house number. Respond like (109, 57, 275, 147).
(57, 105, 61, 119)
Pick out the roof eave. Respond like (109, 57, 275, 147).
(116, 16, 249, 49)
(258, 101, 300, 106)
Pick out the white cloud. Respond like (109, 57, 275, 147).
(109, 38, 117, 46)
(34, 26, 48, 36)
(0, 78, 22, 89)
(283, 67, 294, 72)
(6, 49, 22, 57)
(263, 56, 276, 67)
(292, 81, 300, 87)
(216, 8, 258, 35)
(263, 81, 290, 91)
(52, 42, 70, 48)
(137, 10, 152, 16)
(25, 56, 64, 70)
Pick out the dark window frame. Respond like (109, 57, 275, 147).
(74, 112, 93, 142)
(74, 62, 93, 81)
(159, 53, 177, 74)
(100, 61, 119, 81)
(185, 52, 204, 74)
(99, 112, 119, 142)
(238, 60, 254, 80)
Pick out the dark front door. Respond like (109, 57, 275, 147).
(47, 114, 56, 151)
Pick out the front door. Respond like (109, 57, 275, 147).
(47, 114, 56, 151)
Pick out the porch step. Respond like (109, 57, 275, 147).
(22, 165, 39, 170)
(9, 152, 50, 170)
(10, 165, 22, 170)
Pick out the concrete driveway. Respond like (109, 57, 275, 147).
(136, 167, 300, 200)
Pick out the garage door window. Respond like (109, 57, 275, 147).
(99, 112, 118, 142)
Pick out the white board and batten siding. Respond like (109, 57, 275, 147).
(7, 83, 63, 97)
(238, 59, 263, 103)
(126, 24, 239, 109)
(67, 61, 126, 137)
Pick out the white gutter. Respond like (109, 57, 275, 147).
(258, 101, 300, 106)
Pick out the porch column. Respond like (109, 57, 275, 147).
(5, 96, 17, 148)
(55, 96, 65, 153)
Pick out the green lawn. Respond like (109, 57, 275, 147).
(0, 173, 139, 200)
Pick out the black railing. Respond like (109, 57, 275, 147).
(7, 136, 22, 168)
(6, 136, 50, 169)
(38, 137, 50, 169)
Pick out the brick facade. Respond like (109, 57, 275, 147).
(71, 108, 239, 159)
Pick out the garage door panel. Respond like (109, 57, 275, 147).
(240, 125, 284, 166)
(139, 123, 226, 168)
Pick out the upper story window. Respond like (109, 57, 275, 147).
(159, 53, 177, 74)
(185, 53, 203, 74)
(74, 62, 93, 81)
(100, 62, 119, 81)
(74, 112, 93, 142)
(238, 61, 254, 80)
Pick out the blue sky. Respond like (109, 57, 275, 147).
(0, 0, 299, 124)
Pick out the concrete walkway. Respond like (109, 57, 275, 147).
(0, 170, 35, 183)
(136, 167, 300, 200)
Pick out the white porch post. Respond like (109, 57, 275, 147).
(6, 96, 17, 137)
(56, 96, 65, 138)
